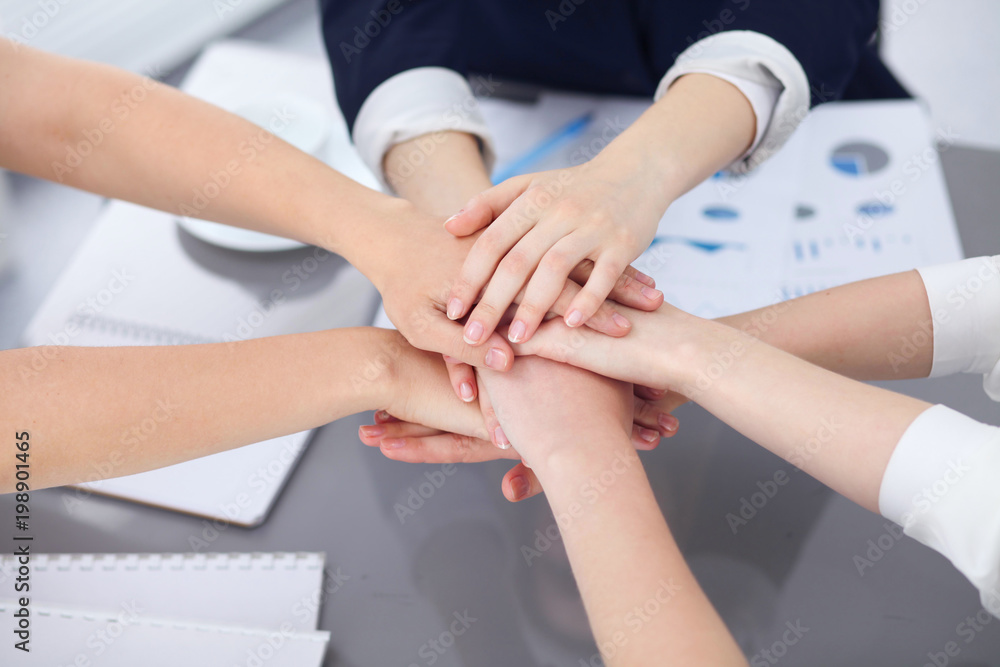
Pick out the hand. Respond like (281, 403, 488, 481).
(359, 393, 678, 502)
(512, 300, 710, 392)
(442, 158, 669, 347)
(363, 204, 664, 393)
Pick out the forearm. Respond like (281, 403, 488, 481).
(597, 73, 755, 207)
(718, 269, 934, 380)
(0, 43, 395, 261)
(383, 130, 492, 215)
(671, 319, 931, 512)
(479, 360, 743, 665)
(536, 442, 745, 666)
(0, 328, 401, 491)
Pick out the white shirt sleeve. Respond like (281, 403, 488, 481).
(656, 30, 809, 174)
(917, 255, 1000, 400)
(352, 67, 497, 190)
(879, 404, 1000, 616)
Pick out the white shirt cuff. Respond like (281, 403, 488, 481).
(352, 67, 497, 190)
(656, 30, 809, 174)
(917, 256, 1000, 396)
(879, 405, 1000, 615)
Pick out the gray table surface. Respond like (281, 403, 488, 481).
(2, 103, 1000, 667)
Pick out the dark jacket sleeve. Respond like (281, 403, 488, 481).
(724, 0, 883, 105)
(319, 0, 467, 131)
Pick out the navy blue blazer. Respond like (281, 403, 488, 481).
(320, 0, 907, 132)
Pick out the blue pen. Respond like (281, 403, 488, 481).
(492, 112, 594, 183)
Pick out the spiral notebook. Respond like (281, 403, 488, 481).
(21, 42, 381, 526)
(0, 552, 330, 665)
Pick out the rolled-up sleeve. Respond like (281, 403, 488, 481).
(320, 0, 494, 185)
(879, 405, 1000, 615)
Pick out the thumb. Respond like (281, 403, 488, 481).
(443, 174, 532, 237)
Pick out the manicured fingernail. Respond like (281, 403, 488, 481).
(634, 271, 655, 287)
(374, 410, 391, 422)
(565, 310, 583, 327)
(508, 320, 526, 343)
(447, 298, 463, 320)
(641, 286, 662, 300)
(464, 320, 484, 344)
(443, 209, 464, 226)
(658, 414, 678, 432)
(639, 427, 659, 443)
(611, 312, 631, 329)
(485, 347, 508, 370)
(359, 425, 384, 438)
(460, 382, 475, 402)
(509, 474, 528, 500)
(381, 439, 406, 450)
(494, 425, 511, 449)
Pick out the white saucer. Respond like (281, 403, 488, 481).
(178, 95, 331, 252)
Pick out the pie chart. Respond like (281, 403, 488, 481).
(830, 142, 890, 176)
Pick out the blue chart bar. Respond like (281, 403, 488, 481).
(809, 241, 819, 259)
(794, 241, 804, 262)
(649, 236, 746, 254)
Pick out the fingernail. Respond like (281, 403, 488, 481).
(611, 312, 631, 329)
(381, 439, 406, 450)
(509, 474, 528, 500)
(443, 209, 464, 226)
(359, 425, 384, 438)
(508, 320, 526, 343)
(639, 427, 659, 443)
(641, 286, 663, 300)
(494, 425, 511, 449)
(464, 320, 484, 344)
(634, 271, 656, 287)
(374, 410, 391, 422)
(460, 382, 475, 402)
(565, 310, 583, 327)
(485, 347, 508, 370)
(658, 413, 678, 432)
(447, 298, 463, 320)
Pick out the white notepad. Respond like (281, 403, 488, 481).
(0, 552, 330, 666)
(21, 42, 381, 526)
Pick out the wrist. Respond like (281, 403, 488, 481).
(348, 327, 409, 412)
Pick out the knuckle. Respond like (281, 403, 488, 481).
(541, 250, 573, 275)
(499, 249, 532, 276)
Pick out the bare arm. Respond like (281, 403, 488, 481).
(0, 328, 485, 492)
(519, 303, 932, 513)
(479, 359, 746, 666)
(719, 269, 934, 380)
